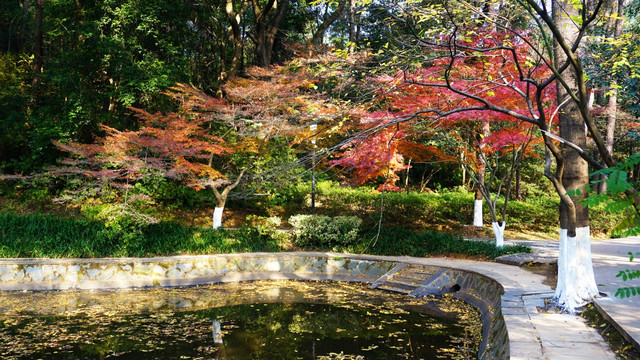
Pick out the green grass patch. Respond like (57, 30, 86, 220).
(0, 212, 530, 259)
(0, 212, 280, 258)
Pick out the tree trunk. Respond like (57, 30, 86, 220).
(253, 0, 289, 67)
(311, 1, 346, 45)
(473, 121, 490, 227)
(212, 191, 227, 229)
(599, 0, 625, 194)
(491, 221, 505, 247)
(348, 0, 356, 52)
(224, 0, 245, 79)
(552, 0, 598, 310)
(31, 0, 44, 104)
(515, 166, 521, 200)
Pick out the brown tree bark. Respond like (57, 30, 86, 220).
(311, 1, 346, 45)
(223, 0, 248, 79)
(553, 0, 590, 235)
(31, 0, 44, 100)
(599, 0, 625, 193)
(253, 0, 289, 67)
(348, 0, 356, 52)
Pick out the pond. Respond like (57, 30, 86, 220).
(0, 280, 481, 359)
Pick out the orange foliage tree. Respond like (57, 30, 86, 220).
(51, 54, 343, 228)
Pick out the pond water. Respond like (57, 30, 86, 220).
(0, 281, 481, 359)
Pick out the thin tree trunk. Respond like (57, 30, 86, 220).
(31, 0, 44, 105)
(474, 121, 490, 227)
(515, 166, 522, 200)
(599, 0, 625, 194)
(348, 0, 356, 52)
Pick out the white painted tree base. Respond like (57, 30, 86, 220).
(554, 227, 599, 312)
(212, 207, 224, 229)
(473, 199, 483, 227)
(491, 221, 505, 247)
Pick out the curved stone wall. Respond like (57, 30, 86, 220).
(0, 253, 509, 359)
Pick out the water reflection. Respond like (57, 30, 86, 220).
(0, 281, 482, 359)
(213, 320, 223, 344)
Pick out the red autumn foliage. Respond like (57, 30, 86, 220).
(332, 27, 555, 190)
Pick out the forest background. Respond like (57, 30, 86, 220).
(1, 0, 639, 258)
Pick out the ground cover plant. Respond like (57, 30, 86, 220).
(0, 212, 280, 258)
(0, 211, 529, 260)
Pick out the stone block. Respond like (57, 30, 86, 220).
(177, 263, 193, 273)
(167, 268, 183, 278)
(97, 267, 116, 281)
(55, 265, 67, 276)
(356, 261, 370, 274)
(312, 259, 326, 270)
(133, 263, 154, 275)
(120, 264, 132, 272)
(152, 265, 166, 276)
(194, 261, 211, 270)
(1, 270, 17, 282)
(63, 272, 79, 282)
(26, 267, 44, 282)
(186, 269, 201, 277)
(86, 268, 100, 279)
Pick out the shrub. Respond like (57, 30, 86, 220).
(289, 214, 362, 249)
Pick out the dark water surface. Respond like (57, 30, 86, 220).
(0, 281, 481, 359)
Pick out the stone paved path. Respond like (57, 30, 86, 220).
(402, 256, 616, 360)
(502, 236, 640, 359)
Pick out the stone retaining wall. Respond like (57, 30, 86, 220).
(0, 253, 395, 290)
(433, 269, 508, 359)
(0, 253, 508, 359)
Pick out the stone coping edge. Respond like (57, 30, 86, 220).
(593, 299, 640, 352)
